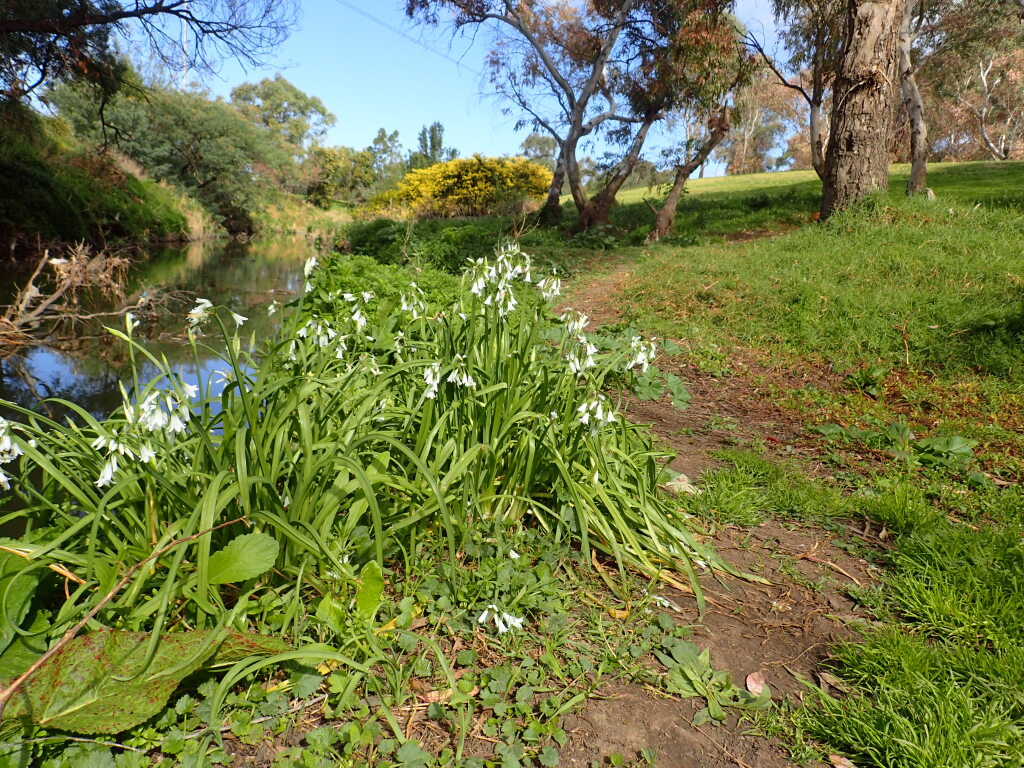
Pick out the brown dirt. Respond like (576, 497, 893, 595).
(557, 255, 635, 329)
(626, 347, 842, 481)
(560, 522, 874, 768)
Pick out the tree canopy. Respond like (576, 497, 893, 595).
(0, 0, 296, 99)
(407, 0, 747, 229)
(230, 74, 336, 150)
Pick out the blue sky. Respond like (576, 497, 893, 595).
(203, 1, 777, 163)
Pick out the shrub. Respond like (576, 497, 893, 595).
(0, 105, 188, 244)
(392, 155, 551, 218)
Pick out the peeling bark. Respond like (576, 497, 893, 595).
(899, 0, 928, 195)
(539, 151, 566, 225)
(820, 0, 902, 219)
(651, 111, 731, 240)
(574, 114, 658, 232)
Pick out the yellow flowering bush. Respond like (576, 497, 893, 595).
(394, 155, 552, 217)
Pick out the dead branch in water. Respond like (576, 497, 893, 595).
(0, 243, 160, 348)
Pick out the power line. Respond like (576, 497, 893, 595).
(328, 0, 482, 77)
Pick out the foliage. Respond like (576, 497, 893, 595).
(520, 133, 558, 171)
(50, 73, 292, 233)
(307, 145, 376, 208)
(407, 0, 748, 228)
(231, 74, 336, 151)
(651, 637, 771, 725)
(3, 629, 289, 734)
(0, 241, 719, 757)
(715, 70, 804, 174)
(391, 155, 551, 218)
(0, 102, 188, 244)
(0, 0, 294, 100)
(407, 121, 458, 170)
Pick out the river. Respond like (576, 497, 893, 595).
(0, 236, 320, 419)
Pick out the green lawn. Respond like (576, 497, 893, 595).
(608, 160, 1024, 237)
(606, 160, 1024, 768)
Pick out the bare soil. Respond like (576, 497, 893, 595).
(559, 521, 872, 768)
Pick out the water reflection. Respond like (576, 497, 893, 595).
(0, 237, 319, 420)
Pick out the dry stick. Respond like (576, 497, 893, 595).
(0, 517, 245, 721)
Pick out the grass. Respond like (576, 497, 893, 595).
(622, 193, 1024, 378)
(604, 161, 1024, 768)
(4, 157, 1024, 766)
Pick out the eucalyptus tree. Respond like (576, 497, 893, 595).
(0, 0, 296, 100)
(745, 0, 845, 179)
(406, 0, 743, 230)
(231, 74, 336, 151)
(819, 0, 903, 218)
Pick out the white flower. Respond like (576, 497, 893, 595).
(560, 311, 589, 337)
(508, 550, 520, 560)
(423, 362, 441, 399)
(577, 396, 617, 432)
(139, 445, 156, 463)
(477, 604, 525, 634)
(125, 312, 139, 335)
(0, 469, 9, 491)
(95, 456, 118, 488)
(342, 293, 356, 302)
(187, 298, 214, 328)
(166, 412, 187, 436)
(303, 256, 318, 278)
(181, 382, 199, 399)
(360, 291, 373, 303)
(231, 312, 248, 328)
(626, 336, 657, 374)
(351, 308, 367, 331)
(0, 435, 23, 465)
(566, 337, 598, 374)
(267, 300, 279, 317)
(537, 275, 562, 301)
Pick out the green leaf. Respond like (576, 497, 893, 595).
(633, 372, 665, 401)
(0, 610, 49, 678)
(394, 740, 431, 768)
(663, 373, 690, 410)
(212, 631, 291, 663)
(289, 667, 324, 698)
(0, 549, 40, 657)
(206, 533, 279, 584)
(538, 746, 560, 767)
(355, 560, 385, 621)
(2, 629, 225, 733)
(2, 629, 288, 733)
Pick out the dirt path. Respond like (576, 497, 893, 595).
(557, 251, 864, 768)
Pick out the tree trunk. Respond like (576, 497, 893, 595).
(539, 150, 566, 224)
(899, 0, 927, 195)
(820, 0, 902, 219)
(809, 101, 827, 179)
(574, 115, 657, 231)
(651, 111, 731, 240)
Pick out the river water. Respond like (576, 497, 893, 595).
(0, 236, 319, 419)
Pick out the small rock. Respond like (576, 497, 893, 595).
(664, 474, 701, 495)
